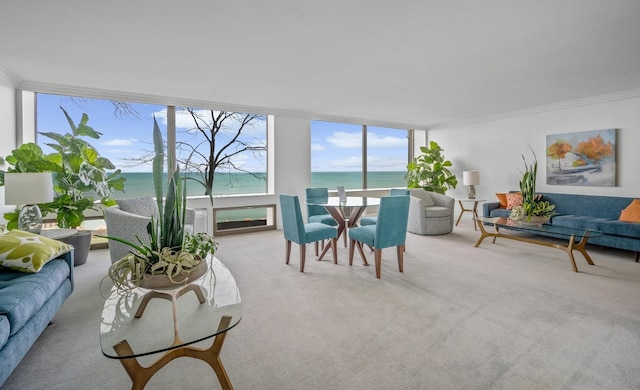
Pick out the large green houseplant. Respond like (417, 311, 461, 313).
(103, 117, 216, 294)
(510, 147, 555, 223)
(0, 107, 126, 229)
(406, 141, 458, 194)
(0, 107, 126, 265)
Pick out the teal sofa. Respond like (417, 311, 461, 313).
(483, 193, 640, 259)
(0, 250, 74, 385)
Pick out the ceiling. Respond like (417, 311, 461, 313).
(1, 0, 640, 129)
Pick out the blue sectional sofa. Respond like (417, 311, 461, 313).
(483, 193, 640, 258)
(0, 250, 74, 385)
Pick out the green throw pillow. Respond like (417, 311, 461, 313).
(0, 230, 73, 273)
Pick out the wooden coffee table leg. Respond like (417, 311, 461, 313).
(113, 315, 234, 390)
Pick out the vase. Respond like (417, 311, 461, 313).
(138, 259, 208, 290)
(520, 216, 550, 225)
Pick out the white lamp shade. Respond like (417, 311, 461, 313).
(4, 172, 55, 205)
(462, 170, 480, 186)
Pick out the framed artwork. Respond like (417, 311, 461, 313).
(546, 129, 616, 187)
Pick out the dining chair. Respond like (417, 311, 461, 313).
(348, 195, 410, 279)
(305, 187, 340, 253)
(359, 188, 409, 226)
(280, 194, 338, 272)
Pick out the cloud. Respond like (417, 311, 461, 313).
(326, 131, 407, 148)
(311, 143, 325, 151)
(367, 133, 407, 148)
(327, 132, 360, 148)
(367, 156, 407, 170)
(153, 108, 267, 137)
(332, 156, 362, 168)
(102, 138, 136, 146)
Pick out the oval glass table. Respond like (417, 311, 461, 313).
(100, 256, 242, 390)
(475, 217, 603, 272)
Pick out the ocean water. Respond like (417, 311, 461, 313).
(114, 171, 406, 223)
(117, 171, 407, 199)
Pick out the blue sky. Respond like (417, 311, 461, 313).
(37, 94, 409, 173)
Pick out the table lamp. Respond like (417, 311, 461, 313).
(462, 170, 480, 199)
(4, 172, 55, 234)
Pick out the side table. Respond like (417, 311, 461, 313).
(455, 198, 486, 231)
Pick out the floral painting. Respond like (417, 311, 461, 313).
(546, 129, 616, 186)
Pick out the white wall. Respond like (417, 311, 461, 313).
(0, 69, 17, 222)
(428, 95, 640, 203)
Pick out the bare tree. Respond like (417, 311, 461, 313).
(177, 108, 267, 195)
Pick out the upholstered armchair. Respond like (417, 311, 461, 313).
(103, 196, 196, 264)
(407, 189, 454, 235)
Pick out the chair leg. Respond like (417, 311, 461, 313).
(374, 249, 382, 279)
(331, 237, 338, 264)
(315, 241, 319, 256)
(397, 244, 405, 273)
(299, 244, 306, 272)
(349, 239, 355, 266)
(635, 251, 639, 262)
(285, 240, 292, 264)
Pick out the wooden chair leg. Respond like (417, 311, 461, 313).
(315, 241, 319, 256)
(331, 237, 338, 264)
(299, 244, 306, 272)
(349, 239, 355, 266)
(285, 240, 292, 264)
(397, 244, 405, 273)
(374, 249, 382, 279)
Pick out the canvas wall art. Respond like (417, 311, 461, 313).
(546, 129, 616, 186)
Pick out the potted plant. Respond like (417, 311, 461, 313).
(103, 117, 216, 294)
(0, 107, 126, 265)
(510, 147, 555, 224)
(406, 140, 458, 194)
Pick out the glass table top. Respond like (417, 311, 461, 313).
(100, 256, 242, 359)
(306, 196, 380, 207)
(477, 217, 603, 240)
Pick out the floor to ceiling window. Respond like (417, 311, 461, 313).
(311, 120, 409, 190)
(35, 94, 268, 198)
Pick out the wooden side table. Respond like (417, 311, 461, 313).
(455, 198, 485, 230)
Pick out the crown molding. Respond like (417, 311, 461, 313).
(428, 88, 640, 130)
(0, 66, 20, 87)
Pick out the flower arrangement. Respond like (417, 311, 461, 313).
(102, 117, 216, 294)
(513, 147, 555, 223)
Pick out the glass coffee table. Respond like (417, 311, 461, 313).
(100, 256, 242, 390)
(475, 217, 603, 272)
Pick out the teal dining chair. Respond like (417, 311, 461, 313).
(280, 194, 338, 272)
(359, 188, 410, 226)
(305, 187, 339, 254)
(348, 195, 410, 279)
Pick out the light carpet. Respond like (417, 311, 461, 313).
(3, 224, 640, 390)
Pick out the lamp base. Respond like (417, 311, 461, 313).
(467, 185, 476, 199)
(18, 204, 44, 234)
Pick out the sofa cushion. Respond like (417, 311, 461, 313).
(551, 215, 602, 231)
(489, 208, 511, 218)
(598, 220, 640, 237)
(424, 206, 450, 218)
(0, 230, 73, 273)
(619, 199, 640, 223)
(0, 316, 9, 350)
(0, 258, 71, 335)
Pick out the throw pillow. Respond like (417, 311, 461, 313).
(116, 196, 160, 219)
(495, 193, 507, 208)
(0, 230, 73, 273)
(505, 193, 523, 209)
(619, 199, 640, 223)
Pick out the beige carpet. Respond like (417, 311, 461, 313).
(4, 224, 640, 389)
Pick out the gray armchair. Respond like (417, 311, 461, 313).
(407, 189, 454, 235)
(103, 196, 196, 264)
